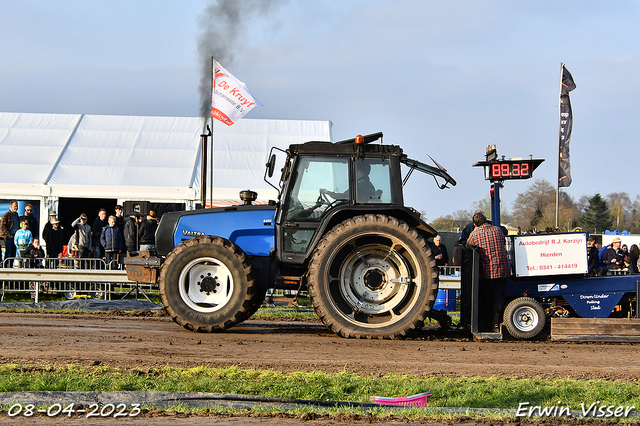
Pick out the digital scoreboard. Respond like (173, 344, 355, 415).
(488, 160, 535, 180)
(473, 147, 544, 182)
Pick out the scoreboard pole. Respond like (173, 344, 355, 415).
(491, 182, 501, 227)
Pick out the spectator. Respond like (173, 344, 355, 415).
(433, 235, 449, 267)
(23, 238, 45, 268)
(69, 214, 92, 262)
(114, 205, 125, 233)
(623, 256, 637, 274)
(466, 211, 510, 332)
(14, 219, 33, 267)
(42, 211, 62, 238)
(123, 214, 138, 254)
(602, 237, 625, 270)
(452, 240, 465, 266)
(138, 211, 158, 253)
(458, 209, 507, 245)
(0, 200, 20, 267)
(91, 208, 108, 260)
(458, 211, 481, 246)
(19, 203, 39, 239)
(100, 215, 124, 269)
(42, 218, 64, 260)
(587, 235, 603, 276)
(598, 243, 608, 266)
(630, 244, 640, 274)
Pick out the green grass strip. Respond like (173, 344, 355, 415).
(0, 364, 638, 410)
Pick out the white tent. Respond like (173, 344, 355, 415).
(0, 112, 332, 229)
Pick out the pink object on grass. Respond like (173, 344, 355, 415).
(369, 392, 432, 407)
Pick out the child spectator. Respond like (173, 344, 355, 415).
(23, 238, 45, 268)
(100, 215, 124, 269)
(623, 256, 637, 274)
(14, 219, 33, 267)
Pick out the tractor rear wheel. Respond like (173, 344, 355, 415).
(159, 236, 260, 332)
(307, 214, 438, 339)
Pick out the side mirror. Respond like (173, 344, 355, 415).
(266, 154, 276, 178)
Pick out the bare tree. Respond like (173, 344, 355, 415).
(511, 179, 555, 229)
(472, 196, 512, 225)
(430, 215, 458, 231)
(605, 192, 632, 231)
(451, 209, 472, 230)
(511, 179, 578, 231)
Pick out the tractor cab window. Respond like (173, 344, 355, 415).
(355, 158, 392, 204)
(285, 157, 349, 222)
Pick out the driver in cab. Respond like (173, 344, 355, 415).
(320, 162, 376, 203)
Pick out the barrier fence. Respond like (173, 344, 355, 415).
(0, 258, 460, 303)
(0, 257, 156, 303)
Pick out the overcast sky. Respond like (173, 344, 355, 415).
(2, 1, 639, 221)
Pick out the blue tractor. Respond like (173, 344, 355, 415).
(129, 132, 456, 339)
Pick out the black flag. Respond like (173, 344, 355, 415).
(558, 65, 576, 188)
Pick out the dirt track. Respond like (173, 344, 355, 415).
(1, 311, 639, 380)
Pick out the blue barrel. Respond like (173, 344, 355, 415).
(433, 289, 456, 311)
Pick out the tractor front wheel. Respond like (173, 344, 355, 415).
(159, 236, 260, 332)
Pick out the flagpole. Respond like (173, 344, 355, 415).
(209, 57, 215, 208)
(555, 62, 564, 229)
(210, 116, 214, 208)
(200, 126, 207, 208)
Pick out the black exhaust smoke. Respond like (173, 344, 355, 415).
(197, 0, 287, 118)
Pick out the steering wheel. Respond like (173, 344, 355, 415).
(316, 189, 345, 211)
(317, 190, 332, 206)
(288, 190, 343, 220)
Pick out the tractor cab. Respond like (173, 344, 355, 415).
(264, 132, 456, 265)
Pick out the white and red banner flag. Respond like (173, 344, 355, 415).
(211, 59, 261, 125)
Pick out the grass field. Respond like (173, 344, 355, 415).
(1, 364, 639, 419)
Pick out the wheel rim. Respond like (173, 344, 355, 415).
(178, 257, 234, 313)
(512, 306, 539, 332)
(325, 232, 423, 328)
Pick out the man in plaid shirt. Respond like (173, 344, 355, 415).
(467, 211, 510, 332)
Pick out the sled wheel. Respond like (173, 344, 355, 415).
(503, 297, 546, 340)
(307, 214, 438, 339)
(64, 283, 77, 300)
(159, 236, 257, 332)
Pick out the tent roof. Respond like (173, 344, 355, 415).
(0, 112, 332, 202)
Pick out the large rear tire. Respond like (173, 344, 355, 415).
(159, 236, 259, 332)
(307, 214, 439, 339)
(503, 297, 546, 340)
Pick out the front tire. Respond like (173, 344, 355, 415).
(503, 297, 546, 339)
(159, 236, 259, 332)
(307, 214, 439, 339)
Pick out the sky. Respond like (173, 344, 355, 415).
(2, 0, 640, 221)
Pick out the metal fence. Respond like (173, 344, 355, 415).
(438, 265, 461, 290)
(0, 258, 460, 303)
(0, 257, 157, 303)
